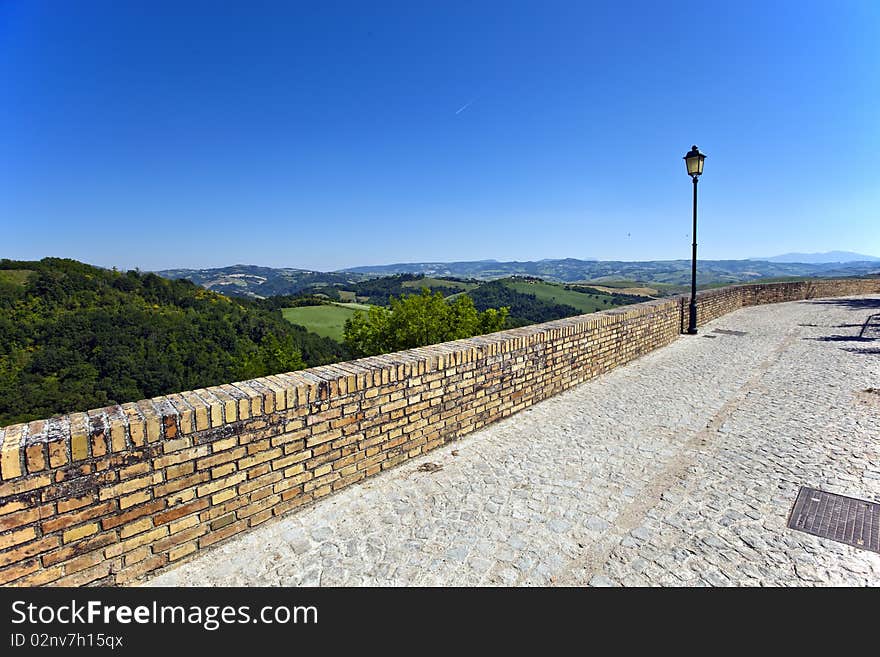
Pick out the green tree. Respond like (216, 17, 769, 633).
(343, 288, 508, 357)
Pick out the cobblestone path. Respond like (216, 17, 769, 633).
(147, 296, 880, 586)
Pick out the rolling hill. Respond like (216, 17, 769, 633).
(157, 264, 368, 298)
(340, 258, 880, 284)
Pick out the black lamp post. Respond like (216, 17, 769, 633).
(683, 145, 706, 335)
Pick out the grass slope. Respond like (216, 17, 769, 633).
(502, 279, 614, 313)
(282, 303, 370, 341)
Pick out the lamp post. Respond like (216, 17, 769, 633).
(683, 145, 706, 335)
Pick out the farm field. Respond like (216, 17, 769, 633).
(502, 279, 620, 313)
(282, 302, 371, 341)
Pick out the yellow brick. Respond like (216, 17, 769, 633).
(183, 392, 211, 431)
(213, 437, 237, 453)
(138, 402, 161, 442)
(211, 488, 236, 505)
(169, 542, 197, 561)
(169, 515, 199, 534)
(109, 417, 127, 452)
(71, 433, 89, 461)
(119, 518, 153, 539)
(212, 463, 236, 479)
(119, 490, 151, 510)
(63, 523, 99, 543)
(0, 424, 24, 480)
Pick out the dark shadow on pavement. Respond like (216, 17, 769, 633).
(842, 347, 880, 355)
(802, 302, 880, 354)
(804, 297, 880, 310)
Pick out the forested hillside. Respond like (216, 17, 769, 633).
(0, 259, 345, 425)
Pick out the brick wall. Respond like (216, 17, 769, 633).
(1, 278, 878, 586)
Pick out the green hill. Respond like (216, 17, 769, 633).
(0, 258, 345, 426)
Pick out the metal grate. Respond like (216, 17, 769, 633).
(787, 487, 880, 554)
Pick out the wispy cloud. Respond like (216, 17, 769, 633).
(455, 99, 474, 115)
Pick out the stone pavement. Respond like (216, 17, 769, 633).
(146, 296, 880, 586)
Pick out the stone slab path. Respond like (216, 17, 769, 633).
(147, 296, 880, 586)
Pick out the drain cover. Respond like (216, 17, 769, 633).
(788, 487, 880, 554)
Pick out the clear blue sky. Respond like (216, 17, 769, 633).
(2, 1, 878, 271)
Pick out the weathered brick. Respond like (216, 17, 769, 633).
(0, 424, 24, 480)
(104, 526, 169, 558)
(169, 541, 198, 561)
(0, 504, 53, 532)
(99, 473, 160, 500)
(116, 553, 166, 584)
(57, 494, 96, 514)
(119, 490, 151, 510)
(41, 532, 116, 567)
(119, 517, 154, 539)
(211, 488, 236, 505)
(25, 443, 46, 473)
(54, 560, 113, 587)
(154, 498, 209, 526)
(0, 536, 60, 568)
(62, 522, 99, 543)
(0, 558, 40, 585)
(200, 519, 248, 548)
(48, 439, 68, 468)
(101, 499, 164, 530)
(167, 462, 195, 480)
(41, 500, 116, 534)
(196, 471, 246, 498)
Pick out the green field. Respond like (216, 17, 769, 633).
(502, 279, 618, 313)
(281, 302, 371, 341)
(0, 269, 33, 286)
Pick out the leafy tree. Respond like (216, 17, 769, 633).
(343, 289, 508, 357)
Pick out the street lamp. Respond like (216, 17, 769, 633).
(683, 145, 706, 334)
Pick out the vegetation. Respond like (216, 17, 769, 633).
(502, 278, 618, 313)
(342, 289, 507, 357)
(339, 273, 475, 306)
(0, 269, 33, 287)
(466, 280, 581, 325)
(282, 303, 371, 342)
(0, 258, 347, 425)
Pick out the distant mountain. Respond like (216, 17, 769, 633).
(157, 258, 880, 298)
(340, 258, 880, 285)
(750, 251, 880, 264)
(157, 264, 368, 298)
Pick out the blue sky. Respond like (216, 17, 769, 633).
(2, 1, 878, 271)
